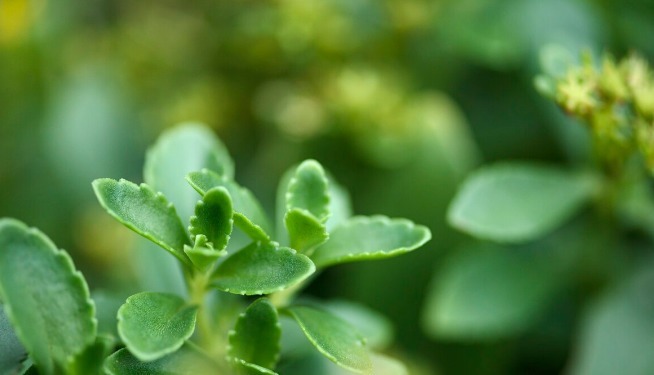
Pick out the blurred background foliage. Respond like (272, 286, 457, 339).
(2, 0, 654, 374)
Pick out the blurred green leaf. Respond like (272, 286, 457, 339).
(0, 219, 96, 375)
(212, 242, 315, 295)
(283, 305, 372, 374)
(93, 178, 191, 266)
(233, 358, 279, 375)
(422, 245, 561, 340)
(187, 169, 271, 241)
(117, 292, 197, 362)
(448, 163, 597, 243)
(568, 263, 654, 375)
(144, 123, 234, 221)
(228, 298, 281, 370)
(66, 335, 115, 375)
(311, 216, 431, 268)
(322, 300, 394, 350)
(104, 346, 218, 375)
(325, 178, 352, 232)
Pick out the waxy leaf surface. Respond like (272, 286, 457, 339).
(93, 179, 191, 265)
(104, 346, 218, 375)
(311, 216, 431, 268)
(118, 292, 198, 361)
(212, 242, 315, 295)
(323, 300, 394, 350)
(144, 123, 234, 221)
(229, 298, 281, 369)
(0, 219, 96, 375)
(448, 163, 597, 243)
(0, 304, 26, 374)
(285, 209, 329, 254)
(284, 305, 372, 374)
(232, 358, 278, 375)
(189, 187, 233, 251)
(187, 169, 271, 240)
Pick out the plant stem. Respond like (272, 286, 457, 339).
(187, 271, 215, 351)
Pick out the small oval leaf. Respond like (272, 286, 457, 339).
(118, 292, 198, 362)
(0, 219, 96, 375)
(311, 216, 431, 268)
(286, 160, 330, 223)
(144, 123, 234, 221)
(285, 209, 329, 254)
(104, 346, 219, 375)
(283, 305, 372, 374)
(228, 298, 281, 369)
(448, 163, 597, 243)
(187, 170, 271, 240)
(189, 187, 234, 251)
(93, 178, 191, 265)
(212, 242, 315, 295)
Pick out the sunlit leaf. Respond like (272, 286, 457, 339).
(92, 178, 191, 266)
(228, 298, 281, 369)
(311, 216, 431, 268)
(189, 187, 233, 251)
(448, 163, 597, 243)
(283, 305, 372, 374)
(212, 242, 315, 295)
(187, 169, 271, 241)
(0, 219, 96, 375)
(118, 292, 198, 362)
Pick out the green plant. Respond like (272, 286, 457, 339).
(0, 123, 431, 375)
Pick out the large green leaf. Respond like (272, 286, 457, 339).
(568, 264, 654, 375)
(0, 304, 26, 374)
(283, 305, 372, 374)
(322, 300, 394, 350)
(144, 123, 234, 221)
(422, 245, 561, 340)
(447, 163, 597, 243)
(228, 298, 281, 369)
(189, 187, 234, 251)
(284, 160, 331, 253)
(187, 169, 271, 241)
(325, 180, 352, 232)
(212, 242, 315, 295)
(0, 219, 96, 375)
(118, 292, 198, 361)
(92, 178, 191, 266)
(311, 216, 431, 268)
(104, 346, 219, 375)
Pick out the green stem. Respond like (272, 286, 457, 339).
(187, 271, 214, 351)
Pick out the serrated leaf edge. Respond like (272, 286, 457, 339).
(116, 292, 198, 362)
(0, 219, 97, 374)
(188, 186, 234, 251)
(92, 178, 191, 266)
(313, 215, 431, 267)
(285, 160, 331, 223)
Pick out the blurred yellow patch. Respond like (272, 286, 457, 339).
(0, 0, 44, 44)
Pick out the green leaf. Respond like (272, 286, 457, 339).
(286, 160, 330, 222)
(92, 178, 191, 266)
(322, 300, 394, 350)
(104, 346, 220, 375)
(66, 335, 115, 375)
(422, 245, 561, 340)
(325, 179, 352, 231)
(568, 264, 654, 375)
(1, 304, 26, 374)
(232, 358, 278, 375)
(311, 216, 431, 268)
(187, 170, 271, 241)
(285, 209, 329, 255)
(283, 305, 372, 374)
(117, 292, 198, 361)
(448, 163, 597, 243)
(284, 160, 331, 253)
(189, 187, 234, 251)
(144, 123, 234, 221)
(229, 298, 281, 369)
(0, 219, 96, 375)
(212, 242, 315, 295)
(184, 235, 225, 273)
